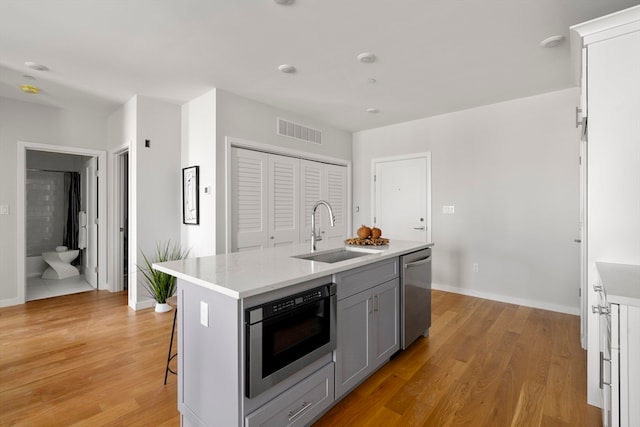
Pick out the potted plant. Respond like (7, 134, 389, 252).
(138, 241, 189, 312)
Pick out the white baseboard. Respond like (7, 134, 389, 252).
(134, 298, 155, 311)
(0, 297, 20, 308)
(432, 283, 579, 315)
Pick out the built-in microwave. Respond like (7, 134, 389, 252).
(245, 282, 337, 399)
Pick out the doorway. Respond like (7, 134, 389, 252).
(372, 153, 431, 243)
(115, 149, 129, 292)
(17, 141, 108, 304)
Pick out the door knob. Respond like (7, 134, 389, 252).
(574, 239, 582, 243)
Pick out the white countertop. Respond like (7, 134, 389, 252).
(596, 262, 640, 307)
(154, 240, 432, 299)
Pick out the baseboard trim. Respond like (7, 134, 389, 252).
(0, 297, 20, 308)
(432, 283, 579, 315)
(134, 298, 155, 311)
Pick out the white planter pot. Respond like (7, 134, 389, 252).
(155, 302, 172, 313)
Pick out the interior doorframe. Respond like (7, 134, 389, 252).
(17, 141, 108, 304)
(110, 143, 130, 294)
(371, 152, 432, 244)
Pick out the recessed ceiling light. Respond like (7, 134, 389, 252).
(273, 0, 294, 4)
(278, 64, 296, 74)
(357, 53, 376, 63)
(366, 107, 379, 113)
(24, 61, 49, 71)
(367, 78, 377, 84)
(20, 84, 39, 94)
(540, 35, 565, 48)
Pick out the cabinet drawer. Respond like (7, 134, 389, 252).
(335, 258, 399, 300)
(245, 363, 334, 427)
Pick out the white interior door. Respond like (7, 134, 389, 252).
(85, 157, 98, 288)
(373, 155, 430, 242)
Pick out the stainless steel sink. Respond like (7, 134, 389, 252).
(292, 248, 380, 264)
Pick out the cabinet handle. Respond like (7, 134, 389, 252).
(288, 401, 312, 421)
(599, 352, 611, 389)
(369, 297, 374, 314)
(374, 295, 379, 313)
(413, 226, 426, 230)
(593, 285, 602, 292)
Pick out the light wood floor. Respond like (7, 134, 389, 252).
(0, 290, 601, 426)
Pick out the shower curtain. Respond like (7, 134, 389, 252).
(63, 172, 81, 257)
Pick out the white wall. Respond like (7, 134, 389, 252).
(181, 88, 353, 257)
(214, 89, 352, 254)
(0, 97, 108, 305)
(353, 88, 582, 313)
(119, 96, 182, 310)
(181, 90, 217, 257)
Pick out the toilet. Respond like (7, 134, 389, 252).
(42, 246, 80, 280)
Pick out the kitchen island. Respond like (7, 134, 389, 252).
(155, 240, 432, 427)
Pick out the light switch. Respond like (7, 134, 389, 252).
(442, 205, 455, 214)
(0, 205, 8, 215)
(200, 301, 209, 327)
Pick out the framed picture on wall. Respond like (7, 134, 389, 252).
(182, 166, 199, 225)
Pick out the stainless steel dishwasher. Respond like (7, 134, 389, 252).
(400, 247, 432, 350)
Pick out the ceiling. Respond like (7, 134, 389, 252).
(1, 0, 638, 132)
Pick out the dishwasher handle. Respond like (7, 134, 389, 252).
(404, 256, 431, 269)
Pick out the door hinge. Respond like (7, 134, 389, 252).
(575, 107, 583, 128)
(579, 156, 582, 165)
(94, 266, 99, 273)
(579, 288, 581, 297)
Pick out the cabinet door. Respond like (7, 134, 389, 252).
(335, 289, 372, 399)
(231, 148, 268, 252)
(268, 155, 299, 247)
(372, 278, 400, 367)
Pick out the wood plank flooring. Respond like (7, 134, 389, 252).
(314, 291, 602, 427)
(0, 289, 601, 426)
(0, 290, 180, 426)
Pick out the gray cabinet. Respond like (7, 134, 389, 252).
(334, 267, 399, 399)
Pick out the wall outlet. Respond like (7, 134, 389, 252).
(0, 205, 9, 215)
(200, 301, 209, 327)
(472, 263, 479, 273)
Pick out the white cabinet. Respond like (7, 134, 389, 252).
(334, 259, 400, 399)
(300, 160, 347, 244)
(595, 263, 640, 427)
(231, 148, 300, 251)
(570, 6, 640, 407)
(231, 148, 347, 252)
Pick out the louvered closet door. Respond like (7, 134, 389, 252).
(231, 148, 268, 252)
(300, 160, 324, 243)
(268, 155, 299, 247)
(322, 163, 347, 243)
(299, 160, 347, 244)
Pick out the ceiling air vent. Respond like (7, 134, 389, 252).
(277, 118, 322, 144)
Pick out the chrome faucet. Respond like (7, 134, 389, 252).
(311, 200, 336, 251)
